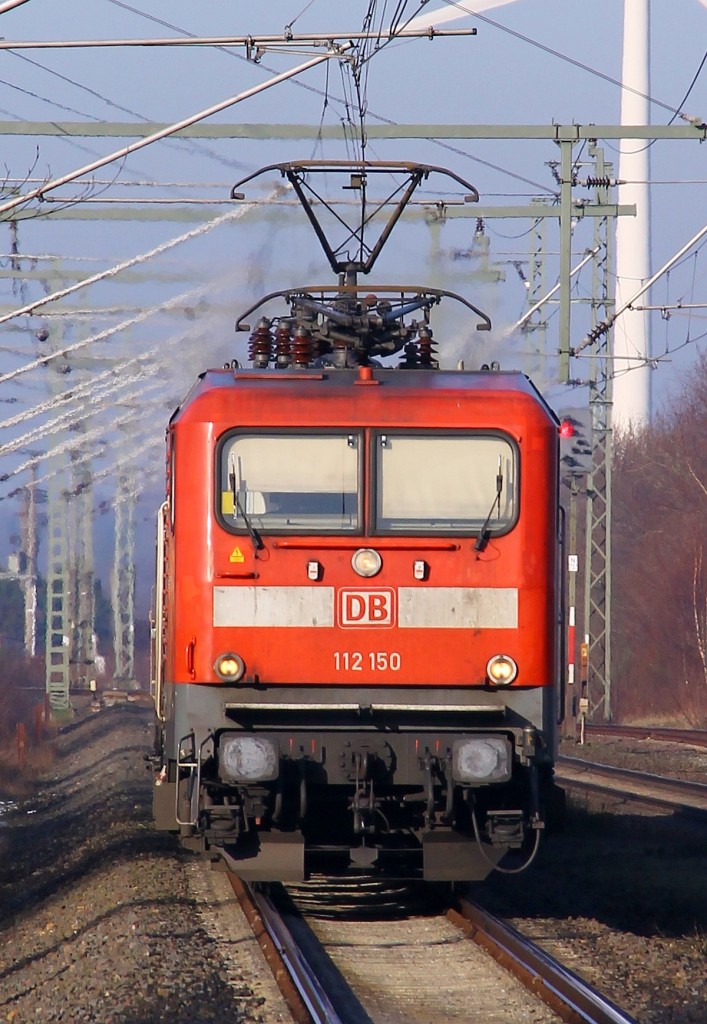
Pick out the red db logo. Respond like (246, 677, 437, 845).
(338, 589, 395, 627)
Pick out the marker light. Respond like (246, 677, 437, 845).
(352, 548, 382, 578)
(214, 652, 245, 682)
(559, 419, 575, 438)
(486, 654, 518, 686)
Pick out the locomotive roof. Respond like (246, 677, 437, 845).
(171, 367, 559, 428)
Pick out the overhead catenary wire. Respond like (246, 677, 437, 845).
(668, 49, 707, 125)
(2, 373, 174, 468)
(0, 331, 202, 499)
(0, 44, 352, 219)
(0, 294, 233, 437)
(0, 322, 231, 454)
(1, 4, 700, 708)
(2, 427, 164, 502)
(1, 379, 167, 484)
(0, 279, 210, 386)
(0, 349, 159, 433)
(573, 219, 707, 356)
(0, 76, 111, 122)
(0, 376, 166, 471)
(2, 53, 249, 176)
(409, 0, 705, 123)
(4, 7, 704, 383)
(103, 0, 554, 194)
(0, 202, 259, 327)
(0, 62, 188, 184)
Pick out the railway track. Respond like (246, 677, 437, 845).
(224, 754, 707, 1023)
(229, 874, 338, 1024)
(556, 756, 707, 819)
(584, 724, 707, 748)
(229, 875, 640, 1024)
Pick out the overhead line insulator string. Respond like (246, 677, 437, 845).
(414, 0, 701, 122)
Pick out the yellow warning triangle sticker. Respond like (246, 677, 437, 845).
(229, 547, 245, 563)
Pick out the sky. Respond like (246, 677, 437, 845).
(0, 0, 706, 611)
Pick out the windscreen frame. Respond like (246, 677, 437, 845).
(369, 427, 520, 538)
(214, 427, 365, 536)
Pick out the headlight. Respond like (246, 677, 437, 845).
(486, 654, 518, 686)
(352, 548, 382, 578)
(219, 735, 279, 783)
(452, 736, 512, 784)
(214, 652, 245, 682)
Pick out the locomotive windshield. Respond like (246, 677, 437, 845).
(219, 430, 517, 537)
(375, 433, 516, 533)
(220, 432, 360, 531)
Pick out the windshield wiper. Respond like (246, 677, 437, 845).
(474, 457, 504, 553)
(229, 467, 264, 552)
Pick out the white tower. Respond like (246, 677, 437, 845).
(408, 0, 655, 429)
(613, 0, 652, 431)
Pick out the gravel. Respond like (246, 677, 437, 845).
(472, 735, 707, 1024)
(561, 731, 707, 784)
(0, 703, 292, 1024)
(1, 708, 705, 1024)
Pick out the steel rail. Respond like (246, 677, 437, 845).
(451, 898, 639, 1024)
(556, 757, 707, 817)
(228, 875, 345, 1024)
(585, 724, 707, 748)
(233, 872, 641, 1022)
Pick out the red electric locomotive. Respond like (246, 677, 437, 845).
(151, 163, 563, 881)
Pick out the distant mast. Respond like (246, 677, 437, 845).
(613, 0, 651, 431)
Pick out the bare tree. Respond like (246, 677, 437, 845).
(693, 545, 707, 690)
(612, 352, 707, 724)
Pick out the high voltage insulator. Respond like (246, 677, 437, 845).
(398, 341, 420, 369)
(292, 325, 315, 367)
(583, 177, 616, 188)
(417, 326, 438, 368)
(274, 321, 293, 369)
(248, 317, 273, 367)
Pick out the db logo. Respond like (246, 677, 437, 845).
(338, 589, 396, 627)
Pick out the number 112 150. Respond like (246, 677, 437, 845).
(333, 651, 401, 672)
